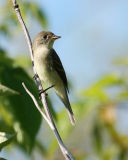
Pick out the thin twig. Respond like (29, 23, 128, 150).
(11, 0, 74, 159)
(22, 82, 53, 129)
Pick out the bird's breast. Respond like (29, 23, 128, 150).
(34, 46, 59, 86)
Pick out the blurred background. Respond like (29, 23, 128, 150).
(0, 0, 128, 159)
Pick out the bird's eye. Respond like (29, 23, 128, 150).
(43, 35, 47, 39)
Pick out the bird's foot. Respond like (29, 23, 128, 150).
(39, 90, 48, 99)
(33, 74, 38, 80)
(39, 85, 55, 99)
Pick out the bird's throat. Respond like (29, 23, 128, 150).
(34, 45, 50, 60)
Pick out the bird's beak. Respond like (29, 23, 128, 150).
(52, 35, 61, 40)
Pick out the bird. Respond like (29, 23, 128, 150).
(32, 31, 75, 125)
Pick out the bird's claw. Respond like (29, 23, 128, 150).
(39, 85, 55, 99)
(33, 74, 38, 80)
(39, 90, 48, 99)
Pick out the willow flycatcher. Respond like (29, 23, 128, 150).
(33, 31, 75, 125)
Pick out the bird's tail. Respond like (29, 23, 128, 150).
(66, 106, 76, 126)
(55, 87, 76, 125)
(63, 97, 76, 126)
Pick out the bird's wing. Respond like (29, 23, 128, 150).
(51, 49, 69, 92)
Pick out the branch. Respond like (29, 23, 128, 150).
(22, 83, 53, 129)
(11, 0, 74, 159)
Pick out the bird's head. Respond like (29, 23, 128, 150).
(33, 31, 61, 50)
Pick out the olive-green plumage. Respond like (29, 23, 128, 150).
(33, 31, 75, 125)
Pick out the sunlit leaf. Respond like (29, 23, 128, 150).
(113, 57, 128, 66)
(14, 56, 32, 70)
(117, 90, 128, 101)
(0, 132, 15, 151)
(0, 84, 19, 96)
(82, 74, 123, 102)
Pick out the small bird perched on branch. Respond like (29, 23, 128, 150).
(32, 31, 75, 125)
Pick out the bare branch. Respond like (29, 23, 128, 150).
(11, 0, 74, 159)
(22, 82, 53, 129)
(22, 83, 74, 160)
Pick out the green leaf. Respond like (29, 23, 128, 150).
(113, 57, 128, 66)
(82, 74, 123, 102)
(0, 51, 42, 153)
(0, 157, 7, 160)
(14, 56, 31, 70)
(0, 132, 15, 151)
(0, 84, 19, 96)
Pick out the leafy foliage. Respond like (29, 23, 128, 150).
(0, 50, 42, 152)
(0, 0, 50, 155)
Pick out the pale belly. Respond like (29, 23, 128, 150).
(35, 58, 66, 99)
